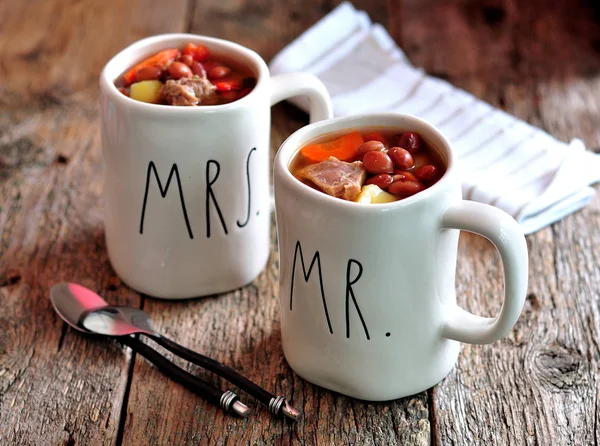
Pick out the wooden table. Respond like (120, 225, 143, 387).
(1, 0, 599, 444)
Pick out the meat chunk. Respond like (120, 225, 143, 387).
(303, 157, 366, 201)
(159, 76, 217, 106)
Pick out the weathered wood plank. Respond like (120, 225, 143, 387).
(122, 1, 430, 445)
(400, 0, 600, 444)
(0, 0, 187, 444)
(185, 0, 394, 62)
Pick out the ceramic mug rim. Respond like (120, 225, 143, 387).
(274, 113, 458, 212)
(99, 33, 270, 114)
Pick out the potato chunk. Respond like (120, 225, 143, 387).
(129, 80, 162, 104)
(355, 184, 397, 204)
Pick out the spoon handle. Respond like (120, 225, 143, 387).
(148, 333, 298, 419)
(120, 336, 251, 418)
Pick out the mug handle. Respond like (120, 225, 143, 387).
(268, 73, 333, 210)
(440, 200, 528, 344)
(269, 72, 333, 123)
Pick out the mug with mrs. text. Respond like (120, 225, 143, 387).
(273, 113, 529, 401)
(99, 34, 332, 299)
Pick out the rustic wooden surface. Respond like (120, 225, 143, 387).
(0, 0, 598, 445)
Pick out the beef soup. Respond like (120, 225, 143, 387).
(114, 42, 257, 106)
(289, 128, 446, 204)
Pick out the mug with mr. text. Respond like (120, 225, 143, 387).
(99, 33, 332, 299)
(273, 113, 529, 401)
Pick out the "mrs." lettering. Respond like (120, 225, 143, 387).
(138, 147, 257, 239)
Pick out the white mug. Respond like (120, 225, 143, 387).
(99, 34, 332, 299)
(273, 113, 528, 401)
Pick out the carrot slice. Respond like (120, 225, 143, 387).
(193, 45, 210, 61)
(363, 132, 388, 145)
(182, 43, 210, 61)
(123, 48, 179, 85)
(300, 131, 364, 162)
(215, 80, 242, 91)
(181, 43, 197, 56)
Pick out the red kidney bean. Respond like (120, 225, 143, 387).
(414, 164, 439, 183)
(200, 60, 217, 72)
(168, 61, 192, 79)
(388, 180, 424, 196)
(363, 151, 394, 174)
(392, 171, 418, 182)
(365, 173, 394, 189)
(135, 66, 163, 82)
(357, 140, 385, 156)
(179, 54, 194, 66)
(190, 61, 206, 77)
(388, 147, 414, 170)
(399, 132, 421, 154)
(207, 65, 232, 79)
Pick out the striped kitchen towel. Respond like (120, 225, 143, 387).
(269, 2, 600, 234)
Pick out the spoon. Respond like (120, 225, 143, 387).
(50, 282, 251, 417)
(50, 283, 300, 421)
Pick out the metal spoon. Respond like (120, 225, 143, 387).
(51, 283, 300, 421)
(50, 282, 251, 417)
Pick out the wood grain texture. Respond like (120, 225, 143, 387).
(400, 0, 600, 444)
(0, 0, 186, 444)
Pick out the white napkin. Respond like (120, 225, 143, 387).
(269, 2, 600, 234)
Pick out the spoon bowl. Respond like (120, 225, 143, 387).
(50, 283, 109, 332)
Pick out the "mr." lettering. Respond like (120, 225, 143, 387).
(290, 240, 370, 339)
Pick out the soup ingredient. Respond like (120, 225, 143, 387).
(215, 80, 242, 92)
(219, 91, 238, 102)
(365, 173, 394, 189)
(357, 140, 385, 156)
(130, 80, 163, 103)
(392, 171, 418, 182)
(115, 42, 257, 106)
(159, 77, 217, 106)
(207, 66, 232, 79)
(238, 88, 252, 99)
(135, 66, 163, 82)
(355, 184, 397, 204)
(190, 61, 206, 77)
(300, 131, 364, 163)
(414, 165, 440, 183)
(182, 42, 210, 61)
(399, 131, 421, 154)
(388, 178, 424, 196)
(363, 151, 393, 174)
(168, 61, 193, 79)
(289, 128, 445, 204)
(388, 147, 414, 170)
(302, 157, 366, 201)
(123, 48, 179, 85)
(179, 54, 194, 66)
(363, 132, 388, 146)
